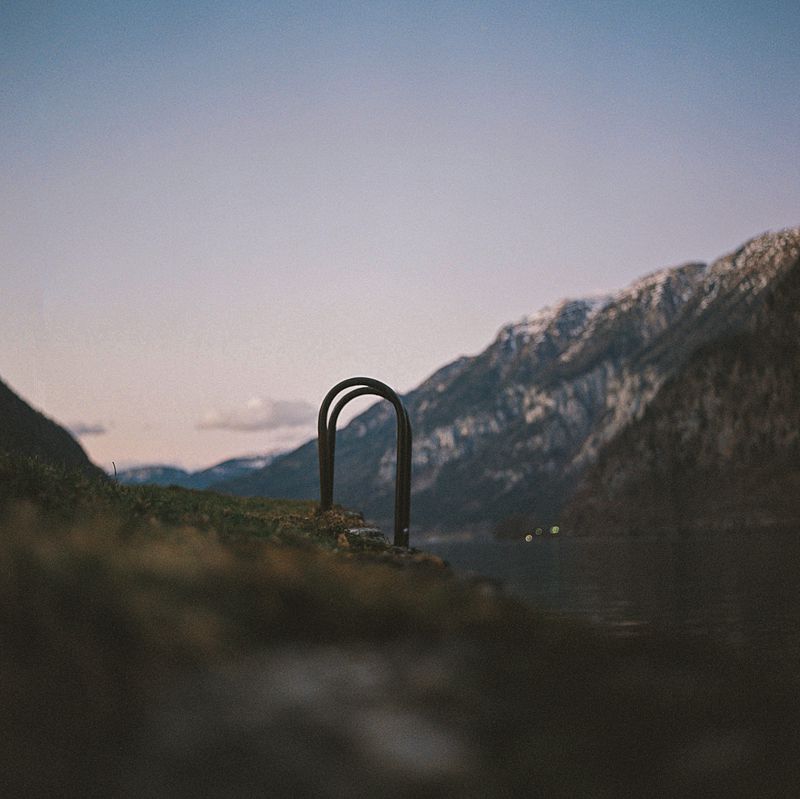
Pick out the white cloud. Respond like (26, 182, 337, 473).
(197, 397, 316, 432)
(69, 422, 108, 437)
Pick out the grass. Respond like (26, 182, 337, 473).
(0, 453, 348, 543)
(2, 454, 799, 797)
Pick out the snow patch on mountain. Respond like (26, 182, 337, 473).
(497, 296, 611, 352)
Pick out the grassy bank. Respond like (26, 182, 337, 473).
(1, 455, 799, 797)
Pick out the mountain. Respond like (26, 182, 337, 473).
(215, 228, 800, 532)
(0, 376, 102, 477)
(116, 465, 198, 489)
(117, 455, 279, 490)
(563, 234, 800, 533)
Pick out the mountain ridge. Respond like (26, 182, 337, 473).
(563, 237, 800, 533)
(215, 227, 800, 532)
(117, 454, 280, 490)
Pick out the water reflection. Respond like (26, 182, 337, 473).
(423, 532, 800, 660)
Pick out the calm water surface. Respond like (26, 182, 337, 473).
(423, 531, 800, 660)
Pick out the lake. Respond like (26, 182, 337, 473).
(422, 530, 800, 662)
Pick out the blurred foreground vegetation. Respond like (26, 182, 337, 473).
(1, 454, 799, 797)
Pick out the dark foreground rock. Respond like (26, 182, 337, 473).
(3, 509, 800, 798)
(2, 460, 799, 797)
(120, 640, 800, 799)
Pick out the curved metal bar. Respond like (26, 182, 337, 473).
(318, 377, 410, 511)
(318, 377, 412, 547)
(319, 378, 411, 546)
(327, 386, 411, 544)
(327, 386, 381, 471)
(327, 385, 411, 474)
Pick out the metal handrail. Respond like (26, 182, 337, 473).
(318, 377, 412, 547)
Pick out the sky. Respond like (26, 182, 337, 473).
(2, 1, 799, 471)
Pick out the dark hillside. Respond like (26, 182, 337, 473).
(0, 376, 102, 478)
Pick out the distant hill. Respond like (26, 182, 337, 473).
(117, 454, 279, 490)
(214, 227, 800, 533)
(0, 377, 103, 478)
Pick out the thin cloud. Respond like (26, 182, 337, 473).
(69, 422, 108, 437)
(197, 397, 316, 432)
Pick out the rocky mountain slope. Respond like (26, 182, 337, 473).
(216, 228, 800, 532)
(0, 376, 102, 477)
(563, 236, 800, 533)
(117, 454, 278, 490)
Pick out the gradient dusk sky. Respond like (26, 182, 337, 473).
(2, 1, 799, 470)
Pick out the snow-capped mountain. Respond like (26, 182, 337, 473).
(216, 228, 800, 532)
(564, 229, 800, 533)
(116, 454, 279, 490)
